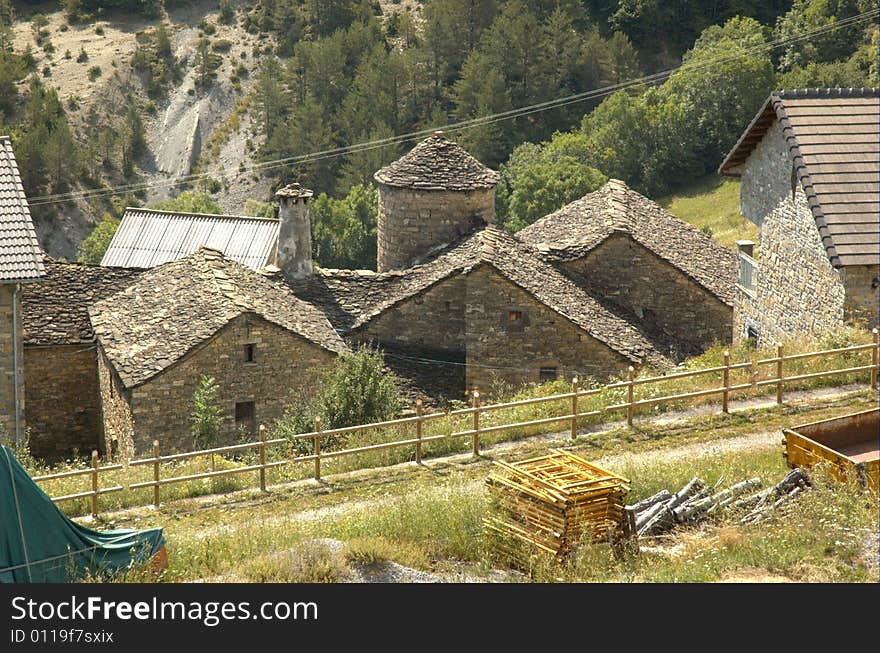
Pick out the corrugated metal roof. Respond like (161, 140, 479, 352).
(101, 208, 280, 270)
(0, 136, 45, 282)
(719, 88, 879, 268)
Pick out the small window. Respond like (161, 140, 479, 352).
(445, 300, 452, 310)
(508, 310, 523, 322)
(235, 401, 256, 434)
(539, 367, 558, 383)
(244, 343, 256, 363)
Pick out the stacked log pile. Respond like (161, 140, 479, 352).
(627, 469, 811, 538)
(484, 449, 630, 566)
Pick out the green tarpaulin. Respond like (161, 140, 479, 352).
(1, 446, 165, 583)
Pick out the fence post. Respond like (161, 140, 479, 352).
(722, 351, 730, 414)
(314, 416, 322, 482)
(472, 390, 481, 457)
(776, 344, 784, 405)
(90, 450, 99, 518)
(258, 424, 267, 493)
(872, 328, 878, 390)
(152, 440, 160, 508)
(626, 367, 635, 427)
(570, 377, 579, 441)
(415, 399, 423, 465)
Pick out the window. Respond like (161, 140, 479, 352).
(235, 401, 256, 434)
(539, 367, 558, 383)
(445, 300, 452, 310)
(508, 310, 523, 322)
(244, 343, 256, 363)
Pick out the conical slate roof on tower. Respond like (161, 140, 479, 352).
(374, 132, 501, 191)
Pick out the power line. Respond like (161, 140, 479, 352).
(25, 8, 880, 208)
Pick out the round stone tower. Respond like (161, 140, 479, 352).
(374, 132, 500, 272)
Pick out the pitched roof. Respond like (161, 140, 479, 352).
(516, 180, 738, 306)
(90, 248, 346, 388)
(373, 132, 500, 191)
(101, 207, 279, 270)
(291, 227, 670, 367)
(719, 87, 879, 267)
(0, 136, 44, 282)
(21, 259, 144, 346)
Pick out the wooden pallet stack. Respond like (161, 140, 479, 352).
(484, 449, 630, 566)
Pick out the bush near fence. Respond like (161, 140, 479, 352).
(29, 329, 880, 517)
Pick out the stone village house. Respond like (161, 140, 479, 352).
(5, 133, 737, 459)
(720, 87, 879, 344)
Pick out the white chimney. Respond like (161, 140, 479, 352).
(275, 183, 314, 278)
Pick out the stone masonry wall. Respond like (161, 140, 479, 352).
(0, 285, 17, 440)
(24, 345, 103, 460)
(377, 186, 495, 271)
(842, 265, 880, 329)
(97, 348, 136, 460)
(562, 234, 733, 357)
(734, 186, 845, 344)
(464, 266, 629, 393)
(122, 314, 336, 455)
(739, 120, 793, 226)
(355, 274, 467, 356)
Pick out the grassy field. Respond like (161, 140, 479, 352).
(99, 391, 877, 584)
(659, 175, 759, 249)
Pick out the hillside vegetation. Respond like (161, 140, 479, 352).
(659, 175, 758, 249)
(0, 0, 876, 265)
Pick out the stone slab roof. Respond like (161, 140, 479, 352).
(720, 88, 879, 268)
(516, 180, 738, 306)
(373, 133, 500, 191)
(291, 227, 670, 367)
(21, 259, 144, 346)
(90, 248, 346, 388)
(101, 207, 279, 270)
(0, 136, 44, 282)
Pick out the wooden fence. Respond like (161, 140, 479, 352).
(36, 330, 879, 517)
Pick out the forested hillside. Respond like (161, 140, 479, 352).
(0, 0, 877, 265)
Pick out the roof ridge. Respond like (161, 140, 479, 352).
(123, 206, 279, 222)
(775, 87, 879, 98)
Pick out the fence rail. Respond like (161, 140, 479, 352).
(39, 330, 880, 517)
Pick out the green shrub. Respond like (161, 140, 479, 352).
(191, 375, 223, 451)
(87, 65, 102, 81)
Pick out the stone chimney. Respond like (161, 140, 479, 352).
(275, 182, 314, 278)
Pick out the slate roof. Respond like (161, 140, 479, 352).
(517, 180, 738, 306)
(0, 136, 44, 282)
(373, 132, 501, 191)
(101, 207, 280, 270)
(21, 259, 144, 346)
(90, 248, 346, 388)
(291, 227, 670, 367)
(719, 88, 880, 268)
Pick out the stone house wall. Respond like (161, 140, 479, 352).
(24, 345, 103, 460)
(561, 234, 733, 356)
(377, 186, 495, 271)
(736, 117, 848, 343)
(97, 348, 136, 460)
(739, 120, 793, 227)
(0, 284, 18, 440)
(842, 265, 880, 329)
(464, 266, 630, 393)
(106, 314, 337, 456)
(354, 274, 467, 358)
(734, 186, 845, 344)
